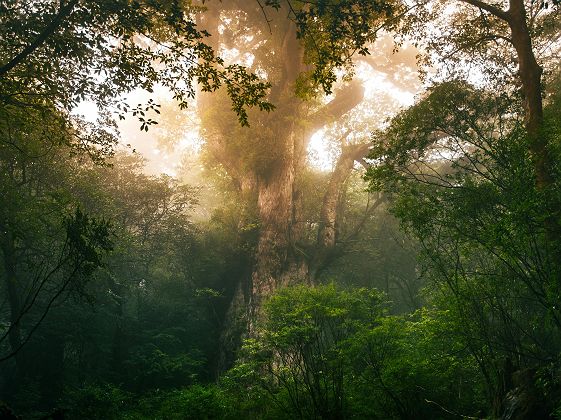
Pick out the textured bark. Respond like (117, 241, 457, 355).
(198, 7, 307, 296)
(307, 81, 365, 134)
(318, 144, 370, 248)
(460, 0, 560, 301)
(249, 88, 367, 314)
(250, 154, 298, 318)
(246, 18, 309, 322)
(506, 0, 550, 189)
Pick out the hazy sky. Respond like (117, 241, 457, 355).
(74, 35, 421, 176)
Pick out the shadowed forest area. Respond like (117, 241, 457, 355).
(1, 0, 561, 418)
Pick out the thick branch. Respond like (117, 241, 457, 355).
(320, 143, 371, 243)
(458, 0, 510, 22)
(310, 142, 371, 279)
(307, 81, 365, 133)
(0, 0, 79, 77)
(270, 19, 305, 104)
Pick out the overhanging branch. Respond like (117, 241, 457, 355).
(0, 0, 79, 77)
(459, 0, 510, 22)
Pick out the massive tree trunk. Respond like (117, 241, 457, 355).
(196, 2, 366, 341)
(247, 23, 308, 323)
(252, 131, 299, 289)
(248, 81, 366, 317)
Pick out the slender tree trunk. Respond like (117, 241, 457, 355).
(459, 0, 553, 190)
(507, 0, 550, 189)
(504, 0, 561, 327)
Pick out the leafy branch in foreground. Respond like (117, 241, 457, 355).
(0, 0, 273, 128)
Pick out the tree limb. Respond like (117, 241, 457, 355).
(307, 80, 365, 134)
(458, 0, 510, 22)
(0, 0, 79, 77)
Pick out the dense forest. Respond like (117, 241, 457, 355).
(1, 0, 560, 418)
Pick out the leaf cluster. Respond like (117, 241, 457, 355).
(0, 0, 273, 127)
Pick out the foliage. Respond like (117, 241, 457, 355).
(263, 0, 400, 95)
(0, 103, 115, 369)
(316, 171, 421, 312)
(63, 383, 239, 420)
(2, 0, 561, 418)
(365, 78, 561, 413)
(66, 208, 113, 278)
(228, 284, 385, 419)
(0, 0, 273, 128)
(64, 383, 132, 420)
(0, 146, 229, 414)
(139, 385, 234, 420)
(346, 308, 486, 418)
(221, 285, 486, 419)
(395, 0, 560, 87)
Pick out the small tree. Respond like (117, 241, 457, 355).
(228, 284, 385, 419)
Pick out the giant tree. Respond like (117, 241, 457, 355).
(194, 1, 409, 336)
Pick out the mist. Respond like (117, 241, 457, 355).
(1, 1, 560, 418)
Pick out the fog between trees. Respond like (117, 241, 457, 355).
(1, 0, 561, 418)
